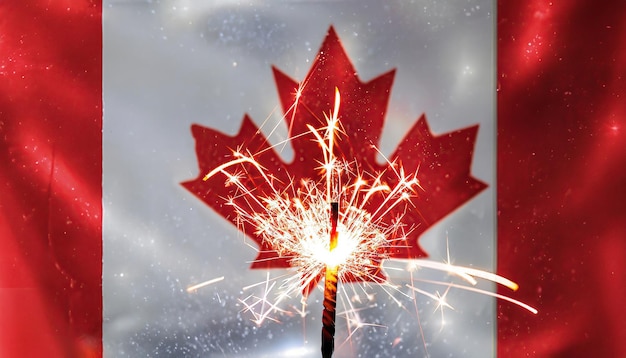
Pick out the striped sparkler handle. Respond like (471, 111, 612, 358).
(321, 202, 339, 358)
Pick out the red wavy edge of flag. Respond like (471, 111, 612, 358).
(1, 1, 625, 357)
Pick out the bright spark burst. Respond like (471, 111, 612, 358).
(196, 86, 536, 341)
(186, 276, 225, 293)
(204, 88, 421, 296)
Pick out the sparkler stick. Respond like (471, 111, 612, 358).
(322, 201, 340, 358)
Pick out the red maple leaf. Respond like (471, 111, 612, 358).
(182, 27, 486, 291)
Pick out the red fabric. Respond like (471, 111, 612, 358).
(497, 1, 626, 357)
(0, 1, 102, 357)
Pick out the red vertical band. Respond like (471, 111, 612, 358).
(498, 1, 626, 357)
(0, 1, 103, 357)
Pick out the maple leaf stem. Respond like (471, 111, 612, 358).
(322, 202, 339, 358)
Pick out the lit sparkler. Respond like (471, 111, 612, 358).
(203, 88, 419, 295)
(199, 88, 536, 356)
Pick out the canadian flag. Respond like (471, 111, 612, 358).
(1, 1, 625, 357)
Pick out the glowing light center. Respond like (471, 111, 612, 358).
(247, 179, 395, 285)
